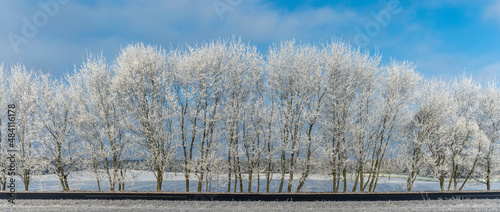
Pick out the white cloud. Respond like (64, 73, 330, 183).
(477, 61, 500, 77)
(0, 0, 363, 77)
(3, 0, 491, 81)
(483, 1, 500, 25)
(224, 4, 358, 42)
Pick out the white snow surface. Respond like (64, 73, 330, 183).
(1, 199, 500, 211)
(18, 171, 500, 192)
(3, 171, 500, 211)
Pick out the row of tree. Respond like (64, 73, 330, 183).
(0, 38, 498, 192)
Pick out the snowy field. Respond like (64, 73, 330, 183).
(19, 170, 500, 192)
(4, 171, 500, 211)
(1, 199, 500, 211)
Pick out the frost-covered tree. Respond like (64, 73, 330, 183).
(259, 89, 278, 192)
(171, 48, 194, 192)
(69, 52, 131, 191)
(267, 41, 323, 192)
(113, 43, 177, 192)
(175, 41, 223, 192)
(318, 41, 380, 192)
(475, 83, 500, 190)
(178, 40, 228, 192)
(200, 140, 226, 192)
(414, 80, 456, 191)
(7, 64, 45, 191)
(399, 80, 451, 191)
(344, 56, 378, 192)
(174, 38, 263, 192)
(294, 44, 326, 192)
(361, 61, 421, 192)
(242, 95, 267, 192)
(219, 39, 263, 193)
(0, 64, 7, 190)
(445, 77, 488, 191)
(38, 75, 80, 191)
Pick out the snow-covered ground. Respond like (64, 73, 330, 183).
(19, 170, 500, 192)
(1, 199, 500, 211)
(3, 171, 500, 211)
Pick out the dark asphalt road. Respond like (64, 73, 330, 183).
(1, 191, 500, 201)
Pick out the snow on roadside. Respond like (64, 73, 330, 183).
(12, 171, 500, 192)
(1, 199, 500, 212)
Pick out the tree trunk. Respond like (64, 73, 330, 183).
(352, 172, 359, 192)
(287, 151, 296, 192)
(237, 156, 243, 193)
(63, 175, 70, 191)
(342, 168, 347, 192)
(23, 168, 30, 191)
(227, 143, 232, 192)
(248, 169, 253, 192)
(156, 169, 163, 192)
(279, 147, 286, 192)
(1, 178, 6, 191)
(297, 140, 313, 192)
(266, 160, 272, 192)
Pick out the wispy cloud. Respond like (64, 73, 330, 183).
(478, 61, 500, 78)
(483, 0, 500, 25)
(0, 0, 498, 80)
(0, 0, 362, 76)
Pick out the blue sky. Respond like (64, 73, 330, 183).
(1, 0, 500, 80)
